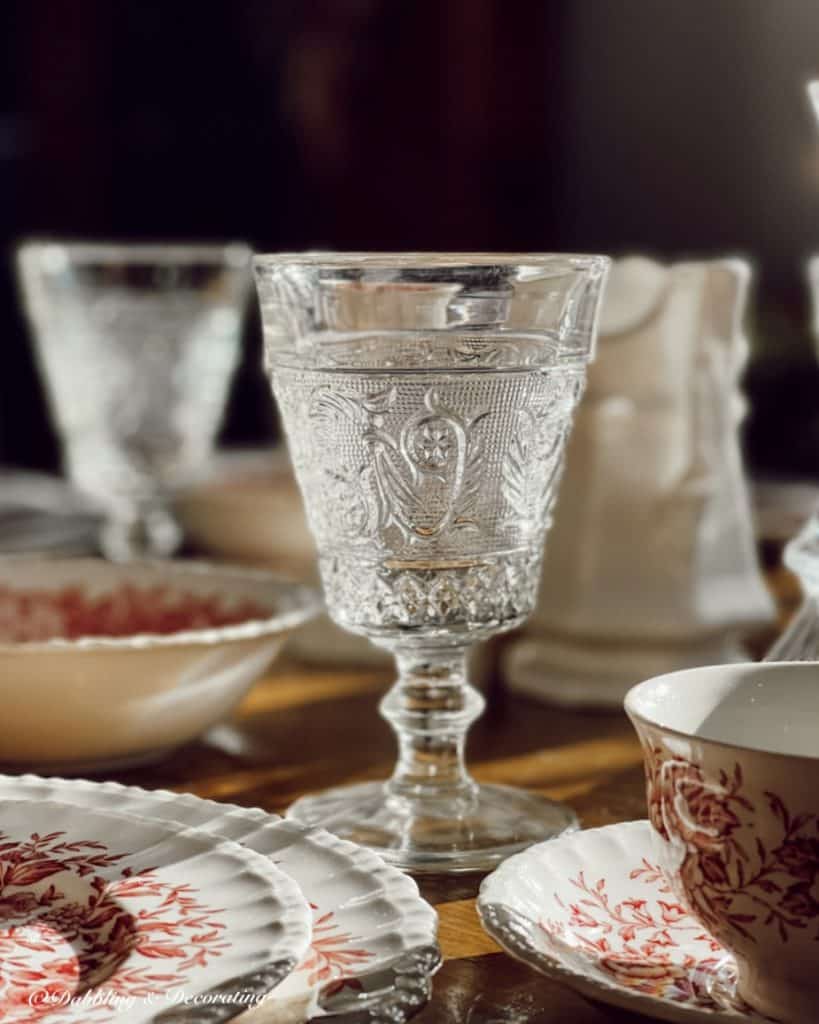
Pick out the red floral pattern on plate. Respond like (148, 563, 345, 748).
(540, 860, 737, 1010)
(297, 902, 374, 990)
(643, 746, 819, 944)
(0, 584, 270, 643)
(0, 829, 227, 1022)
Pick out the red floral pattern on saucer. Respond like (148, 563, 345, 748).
(478, 821, 769, 1022)
(0, 584, 269, 643)
(298, 903, 374, 989)
(0, 828, 228, 1022)
(541, 859, 731, 1008)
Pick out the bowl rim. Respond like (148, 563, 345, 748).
(624, 660, 819, 764)
(0, 557, 322, 654)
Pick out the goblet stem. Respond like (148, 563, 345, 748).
(287, 639, 578, 871)
(382, 648, 483, 804)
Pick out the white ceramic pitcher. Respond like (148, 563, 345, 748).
(503, 256, 774, 707)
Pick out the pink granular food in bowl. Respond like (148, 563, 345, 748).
(0, 583, 271, 643)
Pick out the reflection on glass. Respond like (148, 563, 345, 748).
(17, 241, 252, 560)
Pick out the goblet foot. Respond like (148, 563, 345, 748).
(287, 781, 578, 874)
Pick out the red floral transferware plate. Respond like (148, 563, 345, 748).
(1, 775, 440, 1024)
(478, 821, 770, 1024)
(0, 799, 311, 1024)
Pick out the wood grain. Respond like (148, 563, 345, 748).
(107, 651, 656, 1022)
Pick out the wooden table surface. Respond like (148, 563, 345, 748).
(107, 556, 796, 1024)
(114, 662, 644, 1023)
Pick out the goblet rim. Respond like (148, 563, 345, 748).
(16, 238, 253, 268)
(253, 251, 611, 272)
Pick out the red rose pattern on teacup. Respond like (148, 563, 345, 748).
(634, 728, 819, 1022)
(642, 740, 819, 943)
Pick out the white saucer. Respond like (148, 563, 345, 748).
(479, 821, 767, 1023)
(1, 774, 439, 1023)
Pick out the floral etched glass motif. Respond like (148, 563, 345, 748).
(255, 253, 610, 872)
(16, 242, 252, 560)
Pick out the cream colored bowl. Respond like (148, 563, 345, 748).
(0, 557, 319, 772)
(175, 447, 392, 667)
(174, 447, 316, 571)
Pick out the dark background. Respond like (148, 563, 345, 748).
(3, 0, 819, 477)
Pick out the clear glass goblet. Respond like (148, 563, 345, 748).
(16, 242, 252, 561)
(255, 252, 610, 873)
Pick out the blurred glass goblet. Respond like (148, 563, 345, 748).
(255, 252, 610, 873)
(17, 242, 251, 560)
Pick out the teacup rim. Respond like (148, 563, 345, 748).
(624, 660, 819, 765)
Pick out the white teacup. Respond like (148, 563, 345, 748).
(625, 662, 819, 1023)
